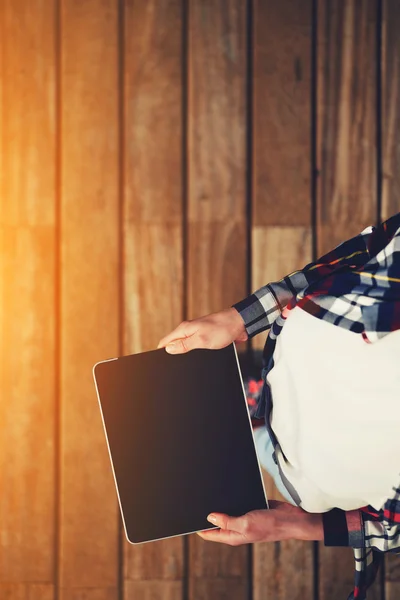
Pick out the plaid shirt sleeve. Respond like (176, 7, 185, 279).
(322, 478, 400, 600)
(231, 212, 400, 340)
(231, 213, 400, 600)
(231, 224, 374, 338)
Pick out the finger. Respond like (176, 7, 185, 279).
(208, 513, 249, 534)
(164, 337, 191, 354)
(196, 528, 248, 546)
(157, 324, 187, 348)
(157, 324, 195, 352)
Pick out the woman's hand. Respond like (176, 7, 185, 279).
(157, 307, 248, 353)
(195, 500, 324, 545)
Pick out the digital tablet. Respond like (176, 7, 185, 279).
(93, 342, 268, 545)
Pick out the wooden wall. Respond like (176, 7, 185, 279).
(0, 1, 399, 599)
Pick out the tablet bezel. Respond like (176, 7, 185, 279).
(92, 342, 269, 545)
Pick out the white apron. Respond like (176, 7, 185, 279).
(268, 305, 400, 512)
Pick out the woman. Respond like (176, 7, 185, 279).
(157, 211, 400, 600)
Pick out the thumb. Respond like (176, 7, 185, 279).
(207, 513, 247, 532)
(165, 337, 190, 354)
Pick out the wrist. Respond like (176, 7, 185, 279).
(227, 306, 248, 340)
(293, 511, 324, 542)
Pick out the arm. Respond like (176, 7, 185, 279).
(322, 485, 400, 552)
(197, 492, 399, 600)
(294, 482, 400, 600)
(321, 481, 400, 600)
(231, 211, 400, 340)
(230, 225, 373, 339)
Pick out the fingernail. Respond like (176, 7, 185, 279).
(166, 343, 177, 353)
(207, 514, 217, 524)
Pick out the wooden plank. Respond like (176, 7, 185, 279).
(250, 226, 312, 385)
(188, 0, 247, 224)
(387, 582, 400, 600)
(59, 591, 116, 600)
(316, 0, 377, 256)
(252, 229, 314, 600)
(386, 551, 400, 600)
(125, 581, 182, 600)
(0, 584, 54, 600)
(187, 1, 249, 598)
(382, 0, 400, 219)
(252, 0, 314, 597)
(0, 0, 56, 593)
(189, 578, 248, 600)
(122, 1, 185, 594)
(59, 0, 119, 597)
(254, 538, 313, 600)
(382, 2, 400, 594)
(316, 1, 380, 599)
(253, 0, 312, 227)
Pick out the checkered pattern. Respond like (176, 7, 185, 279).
(232, 212, 400, 600)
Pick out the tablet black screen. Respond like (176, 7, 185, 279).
(93, 342, 268, 544)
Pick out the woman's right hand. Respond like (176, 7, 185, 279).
(156, 307, 248, 353)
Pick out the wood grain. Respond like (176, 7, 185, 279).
(58, 590, 117, 600)
(254, 538, 313, 600)
(2, 0, 397, 597)
(252, 228, 314, 600)
(382, 0, 400, 219)
(316, 0, 377, 256)
(386, 548, 400, 599)
(122, 1, 185, 594)
(187, 1, 249, 598)
(0, 0, 56, 593)
(189, 578, 248, 600)
(125, 581, 182, 600)
(253, 0, 312, 227)
(0, 584, 54, 600)
(252, 1, 314, 597)
(316, 2, 380, 599)
(60, 0, 119, 596)
(250, 227, 312, 355)
(387, 582, 400, 600)
(188, 0, 247, 224)
(382, 0, 400, 595)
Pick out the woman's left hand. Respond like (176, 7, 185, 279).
(196, 500, 324, 545)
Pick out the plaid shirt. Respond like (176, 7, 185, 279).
(232, 211, 400, 600)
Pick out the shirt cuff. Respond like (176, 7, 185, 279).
(322, 508, 364, 548)
(231, 289, 279, 339)
(230, 299, 263, 339)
